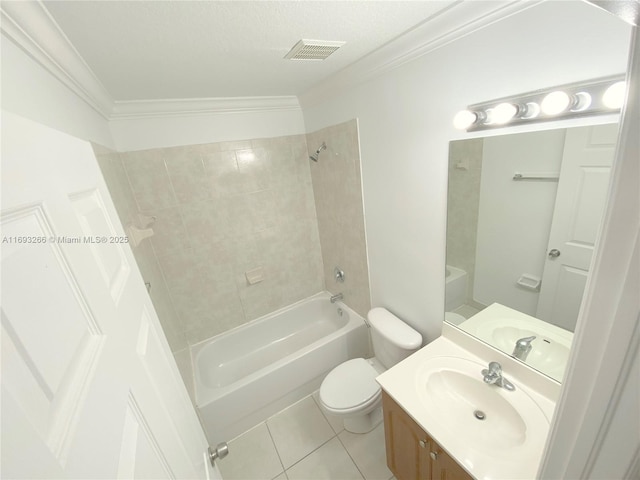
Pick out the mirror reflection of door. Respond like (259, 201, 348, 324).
(536, 124, 618, 330)
(446, 123, 619, 381)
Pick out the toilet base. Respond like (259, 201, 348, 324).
(343, 406, 383, 434)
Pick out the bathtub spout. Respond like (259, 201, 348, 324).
(330, 293, 343, 303)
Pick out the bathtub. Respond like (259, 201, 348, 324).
(445, 265, 468, 312)
(192, 291, 370, 444)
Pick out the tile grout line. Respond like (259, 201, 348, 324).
(271, 392, 340, 476)
(292, 392, 366, 480)
(264, 419, 287, 478)
(334, 432, 366, 480)
(234, 391, 391, 480)
(282, 435, 338, 475)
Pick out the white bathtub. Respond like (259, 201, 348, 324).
(192, 291, 370, 444)
(445, 265, 468, 312)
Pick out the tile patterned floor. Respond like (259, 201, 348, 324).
(218, 392, 395, 480)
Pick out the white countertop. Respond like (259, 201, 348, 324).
(376, 325, 558, 480)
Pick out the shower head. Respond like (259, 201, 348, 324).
(309, 142, 327, 162)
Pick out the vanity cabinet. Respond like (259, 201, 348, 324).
(382, 391, 473, 480)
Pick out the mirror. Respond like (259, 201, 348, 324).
(446, 123, 619, 381)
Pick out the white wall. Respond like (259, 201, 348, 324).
(300, 1, 632, 343)
(109, 108, 306, 152)
(474, 130, 566, 315)
(1, 35, 305, 153)
(1, 36, 115, 149)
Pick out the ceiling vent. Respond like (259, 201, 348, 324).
(284, 39, 345, 61)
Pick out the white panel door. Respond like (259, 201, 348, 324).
(536, 124, 619, 331)
(1, 112, 213, 479)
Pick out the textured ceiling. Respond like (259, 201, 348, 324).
(44, 1, 456, 101)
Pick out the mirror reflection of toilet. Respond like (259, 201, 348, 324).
(318, 307, 422, 433)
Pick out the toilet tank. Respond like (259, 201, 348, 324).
(368, 308, 422, 368)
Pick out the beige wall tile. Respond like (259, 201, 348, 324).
(122, 149, 178, 211)
(103, 124, 369, 348)
(149, 206, 191, 258)
(180, 200, 230, 248)
(113, 135, 326, 346)
(446, 138, 483, 303)
(164, 147, 211, 204)
(94, 144, 187, 353)
(307, 119, 371, 317)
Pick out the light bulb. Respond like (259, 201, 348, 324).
(492, 103, 518, 124)
(453, 110, 477, 130)
(541, 91, 570, 115)
(521, 102, 540, 119)
(603, 81, 626, 109)
(571, 92, 592, 112)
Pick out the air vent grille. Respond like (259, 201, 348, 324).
(284, 39, 345, 61)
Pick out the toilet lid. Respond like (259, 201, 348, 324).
(321, 358, 381, 411)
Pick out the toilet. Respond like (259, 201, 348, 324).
(319, 307, 422, 433)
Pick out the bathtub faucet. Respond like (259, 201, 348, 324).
(330, 293, 343, 303)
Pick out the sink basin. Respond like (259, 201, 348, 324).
(415, 356, 549, 452)
(458, 303, 573, 381)
(477, 322, 570, 379)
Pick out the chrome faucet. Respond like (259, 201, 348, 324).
(481, 362, 515, 391)
(512, 335, 536, 361)
(330, 293, 343, 303)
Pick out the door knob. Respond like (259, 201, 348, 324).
(208, 442, 229, 466)
(548, 249, 561, 258)
(419, 439, 427, 448)
(430, 451, 438, 461)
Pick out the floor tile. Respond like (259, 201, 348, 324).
(267, 396, 335, 468)
(218, 423, 283, 480)
(286, 437, 364, 480)
(339, 423, 394, 480)
(272, 473, 288, 480)
(312, 391, 344, 433)
(454, 304, 481, 319)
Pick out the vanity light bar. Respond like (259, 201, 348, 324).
(454, 74, 627, 132)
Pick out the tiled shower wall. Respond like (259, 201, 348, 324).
(306, 120, 371, 317)
(95, 147, 187, 351)
(446, 138, 483, 306)
(97, 120, 370, 354)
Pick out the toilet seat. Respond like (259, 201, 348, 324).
(320, 358, 381, 414)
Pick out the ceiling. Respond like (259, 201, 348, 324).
(43, 1, 457, 102)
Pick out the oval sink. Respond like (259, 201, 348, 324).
(482, 325, 570, 379)
(415, 356, 549, 453)
(457, 303, 574, 381)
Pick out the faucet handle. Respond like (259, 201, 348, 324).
(487, 361, 502, 374)
(481, 361, 502, 383)
(482, 361, 516, 391)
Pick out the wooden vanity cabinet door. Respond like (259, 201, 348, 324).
(430, 443, 473, 480)
(382, 391, 431, 480)
(382, 391, 474, 480)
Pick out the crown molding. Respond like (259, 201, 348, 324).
(1, 0, 114, 119)
(1, 0, 540, 120)
(298, 0, 543, 109)
(1, 2, 302, 121)
(110, 96, 301, 120)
